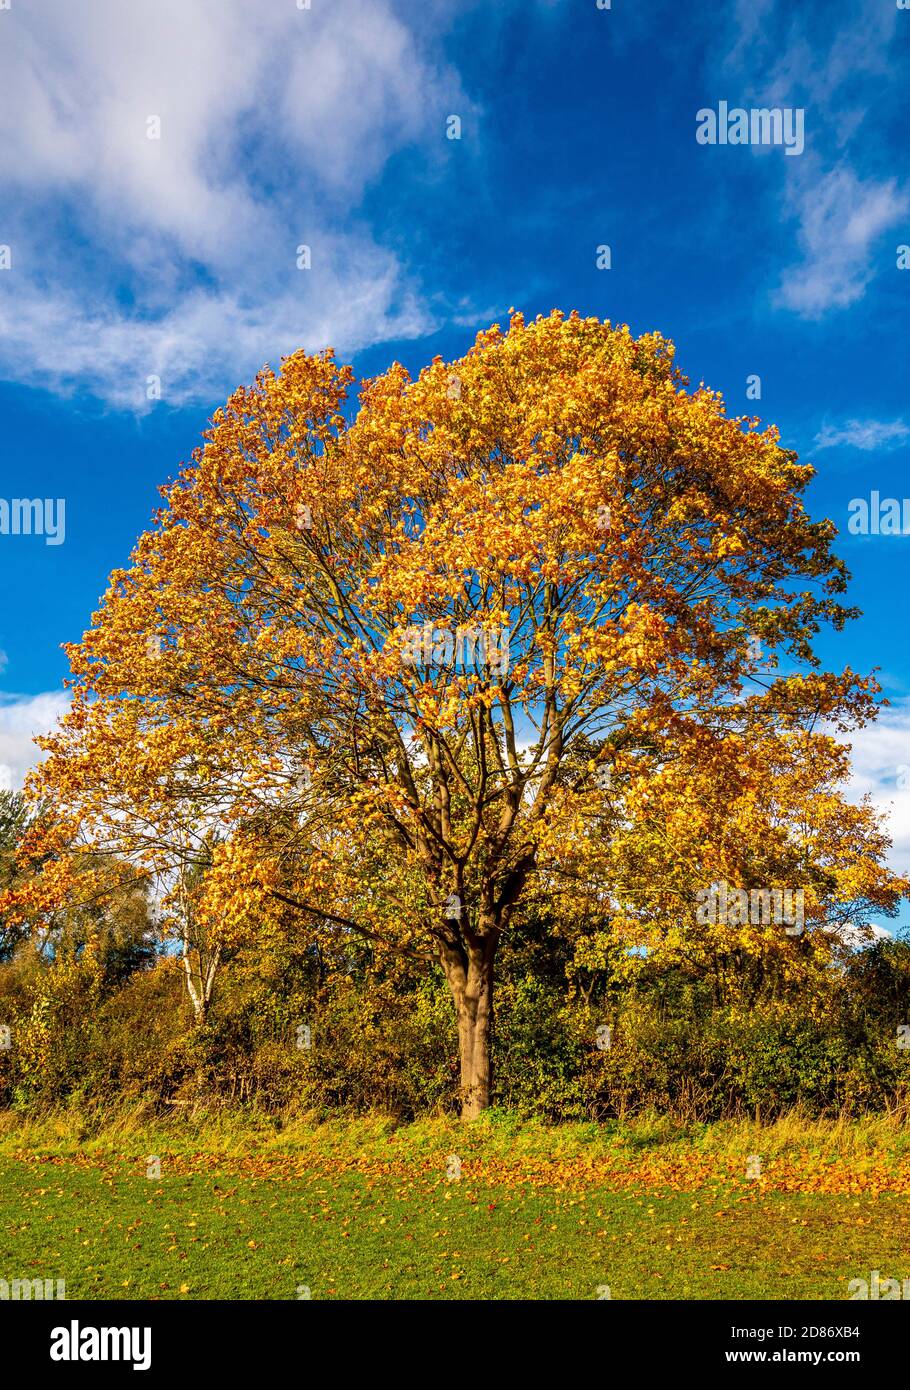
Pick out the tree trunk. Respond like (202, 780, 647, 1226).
(180, 929, 221, 1025)
(457, 958, 493, 1120)
(441, 933, 496, 1120)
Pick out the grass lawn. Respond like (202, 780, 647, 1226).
(1, 1109, 908, 1300)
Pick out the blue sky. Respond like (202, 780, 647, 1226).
(0, 0, 908, 887)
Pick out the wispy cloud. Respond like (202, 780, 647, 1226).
(814, 417, 910, 452)
(720, 0, 906, 320)
(0, 0, 471, 409)
(724, 0, 898, 130)
(773, 165, 908, 317)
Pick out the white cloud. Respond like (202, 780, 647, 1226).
(0, 692, 70, 793)
(842, 702, 910, 875)
(814, 418, 910, 452)
(0, 0, 469, 408)
(835, 920, 892, 948)
(0, 251, 431, 411)
(773, 165, 908, 317)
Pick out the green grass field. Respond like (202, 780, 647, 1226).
(1, 1109, 908, 1300)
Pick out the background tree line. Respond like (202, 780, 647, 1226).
(3, 788, 910, 1123)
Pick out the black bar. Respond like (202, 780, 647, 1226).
(3, 1297, 904, 1377)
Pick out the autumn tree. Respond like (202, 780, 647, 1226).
(29, 311, 905, 1117)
